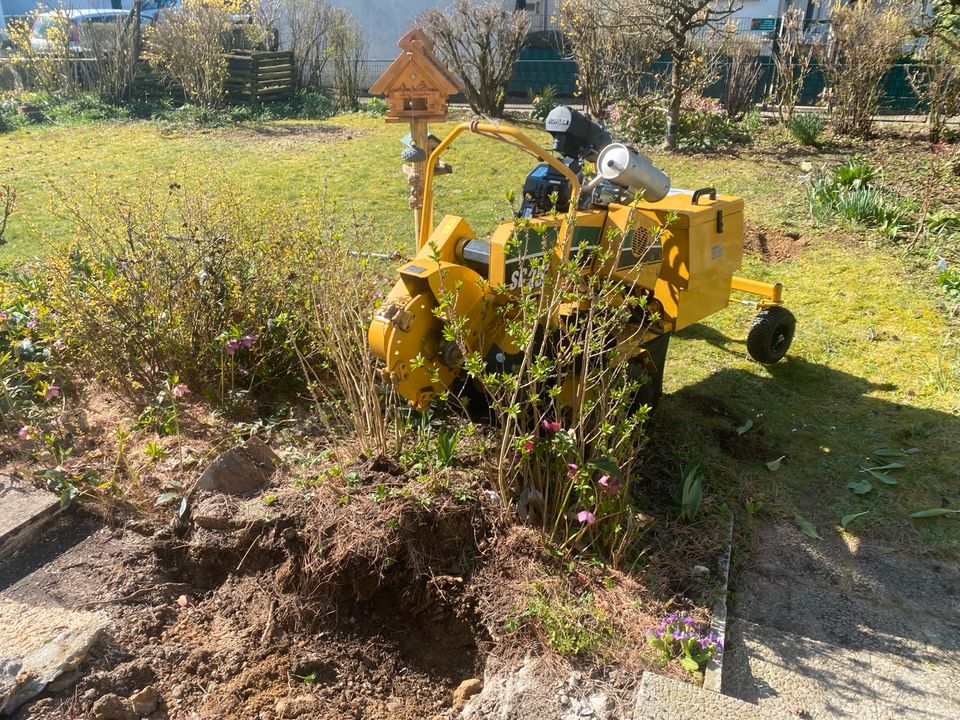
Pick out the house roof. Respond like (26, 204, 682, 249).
(369, 28, 461, 96)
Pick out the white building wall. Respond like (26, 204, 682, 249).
(327, 0, 447, 60)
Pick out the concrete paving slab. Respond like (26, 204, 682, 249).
(731, 523, 960, 658)
(0, 595, 109, 714)
(868, 651, 958, 720)
(635, 671, 790, 720)
(724, 618, 960, 720)
(0, 483, 59, 557)
(723, 619, 877, 719)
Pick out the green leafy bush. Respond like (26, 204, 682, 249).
(363, 96, 388, 117)
(611, 96, 751, 151)
(939, 267, 960, 299)
(42, 177, 385, 420)
(808, 159, 914, 239)
(529, 85, 557, 122)
(786, 112, 824, 146)
(0, 269, 63, 433)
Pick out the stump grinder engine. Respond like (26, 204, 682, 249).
(369, 107, 796, 409)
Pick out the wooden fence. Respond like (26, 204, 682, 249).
(224, 51, 294, 103)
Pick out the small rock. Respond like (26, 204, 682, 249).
(129, 686, 159, 716)
(588, 693, 614, 719)
(83, 689, 98, 701)
(196, 436, 280, 495)
(452, 678, 483, 708)
(91, 693, 135, 720)
(692, 564, 711, 577)
(275, 695, 319, 718)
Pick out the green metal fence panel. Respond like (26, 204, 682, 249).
(505, 53, 929, 115)
(509, 46, 577, 96)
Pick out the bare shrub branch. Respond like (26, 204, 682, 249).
(818, 0, 911, 137)
(416, 0, 529, 117)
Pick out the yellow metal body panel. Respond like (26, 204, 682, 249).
(371, 121, 785, 407)
(641, 192, 744, 331)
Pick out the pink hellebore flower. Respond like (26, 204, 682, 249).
(224, 339, 240, 356)
(44, 385, 60, 401)
(241, 334, 258, 348)
(576, 510, 596, 525)
(566, 463, 579, 479)
(541, 419, 562, 434)
(172, 383, 190, 399)
(523, 435, 536, 452)
(598, 474, 621, 495)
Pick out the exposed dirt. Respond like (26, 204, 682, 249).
(712, 428, 774, 462)
(4, 459, 499, 720)
(1, 376, 731, 720)
(210, 124, 370, 148)
(3, 440, 692, 720)
(742, 220, 809, 262)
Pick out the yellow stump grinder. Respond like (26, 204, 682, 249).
(369, 107, 795, 409)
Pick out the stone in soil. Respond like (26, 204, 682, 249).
(128, 685, 159, 716)
(196, 435, 280, 495)
(453, 678, 483, 708)
(0, 595, 109, 714)
(91, 693, 134, 720)
(0, 483, 59, 556)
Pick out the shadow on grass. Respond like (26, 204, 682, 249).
(654, 332, 960, 717)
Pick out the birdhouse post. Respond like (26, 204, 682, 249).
(369, 29, 461, 244)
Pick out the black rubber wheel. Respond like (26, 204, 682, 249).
(747, 306, 796, 364)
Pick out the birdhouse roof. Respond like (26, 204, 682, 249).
(369, 29, 461, 96)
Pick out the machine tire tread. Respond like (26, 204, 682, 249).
(747, 306, 795, 364)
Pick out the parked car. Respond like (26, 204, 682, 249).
(27, 7, 170, 55)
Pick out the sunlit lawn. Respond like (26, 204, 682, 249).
(1, 112, 957, 554)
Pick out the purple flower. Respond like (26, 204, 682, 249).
(172, 383, 190, 399)
(44, 385, 60, 401)
(664, 613, 679, 624)
(541, 419, 562, 434)
(567, 463, 579, 479)
(682, 617, 695, 626)
(241, 333, 258, 348)
(224, 339, 240, 356)
(576, 510, 596, 525)
(18, 425, 32, 439)
(598, 474, 620, 495)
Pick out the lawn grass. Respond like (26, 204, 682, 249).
(1, 113, 957, 553)
(660, 244, 959, 555)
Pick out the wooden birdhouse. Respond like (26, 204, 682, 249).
(369, 29, 461, 123)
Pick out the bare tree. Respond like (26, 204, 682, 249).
(329, 8, 367, 110)
(416, 0, 529, 117)
(771, 6, 813, 122)
(723, 38, 762, 119)
(597, 0, 737, 150)
(557, 0, 657, 119)
(910, 38, 960, 143)
(276, 0, 335, 88)
(818, 0, 910, 137)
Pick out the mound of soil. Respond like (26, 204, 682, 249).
(5, 429, 715, 720)
(743, 220, 808, 262)
(6, 455, 510, 720)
